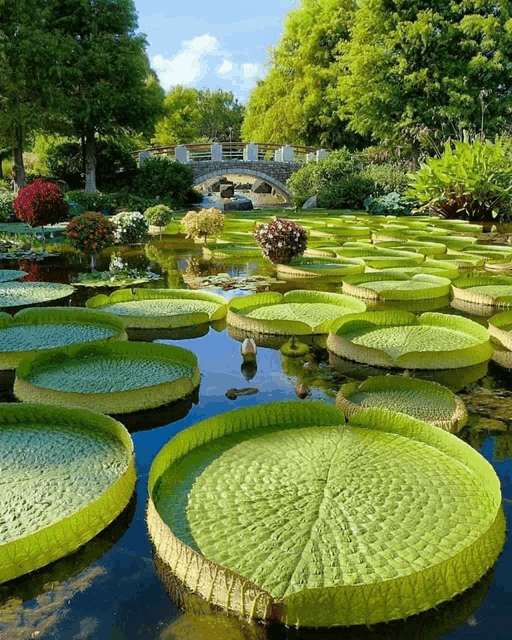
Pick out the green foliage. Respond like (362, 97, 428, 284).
(0, 191, 14, 222)
(364, 192, 417, 216)
(359, 163, 410, 196)
(144, 204, 174, 228)
(338, 0, 512, 146)
(182, 208, 225, 243)
(408, 138, 512, 220)
(318, 174, 375, 210)
(241, 0, 364, 148)
(132, 157, 194, 202)
(287, 149, 359, 206)
(47, 140, 137, 190)
(65, 190, 176, 216)
(153, 86, 244, 145)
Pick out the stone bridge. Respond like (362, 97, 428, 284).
(135, 142, 330, 204)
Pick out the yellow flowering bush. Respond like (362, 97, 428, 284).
(181, 207, 225, 243)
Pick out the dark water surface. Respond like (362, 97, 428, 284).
(0, 238, 511, 639)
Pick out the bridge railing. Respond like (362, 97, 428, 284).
(134, 142, 329, 166)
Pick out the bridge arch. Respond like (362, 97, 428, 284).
(194, 168, 293, 204)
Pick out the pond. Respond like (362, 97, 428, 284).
(0, 228, 510, 639)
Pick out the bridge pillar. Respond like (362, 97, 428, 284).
(282, 145, 294, 162)
(138, 150, 151, 167)
(211, 143, 223, 161)
(175, 145, 190, 163)
(243, 143, 258, 161)
(316, 149, 330, 162)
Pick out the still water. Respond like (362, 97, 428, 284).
(0, 238, 510, 639)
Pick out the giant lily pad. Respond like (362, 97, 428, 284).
(0, 281, 74, 309)
(147, 402, 504, 627)
(488, 310, 512, 350)
(336, 376, 467, 432)
(276, 256, 365, 282)
(0, 404, 135, 584)
(86, 288, 227, 329)
(227, 290, 366, 335)
(0, 307, 127, 370)
(342, 272, 451, 301)
(0, 269, 27, 283)
(14, 341, 200, 414)
(452, 274, 512, 307)
(326, 310, 492, 369)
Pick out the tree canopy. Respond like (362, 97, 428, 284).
(152, 87, 245, 145)
(242, 0, 512, 151)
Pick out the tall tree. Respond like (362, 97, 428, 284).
(152, 87, 245, 145)
(0, 0, 60, 189)
(339, 0, 512, 151)
(48, 0, 164, 191)
(241, 0, 362, 149)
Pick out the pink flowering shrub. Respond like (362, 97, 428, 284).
(66, 212, 115, 254)
(253, 218, 308, 264)
(13, 179, 69, 228)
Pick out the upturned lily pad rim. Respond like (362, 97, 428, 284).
(327, 310, 492, 370)
(488, 310, 512, 350)
(336, 375, 467, 432)
(0, 403, 135, 584)
(0, 306, 127, 370)
(276, 256, 365, 281)
(147, 401, 503, 627)
(14, 341, 200, 414)
(227, 290, 366, 335)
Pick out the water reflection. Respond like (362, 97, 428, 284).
(114, 388, 199, 432)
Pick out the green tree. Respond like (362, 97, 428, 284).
(339, 0, 512, 151)
(152, 86, 201, 145)
(0, 0, 61, 189)
(48, 0, 164, 192)
(241, 0, 361, 148)
(152, 87, 245, 145)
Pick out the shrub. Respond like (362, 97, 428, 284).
(181, 207, 225, 243)
(0, 191, 15, 222)
(144, 204, 174, 228)
(65, 191, 177, 216)
(408, 138, 512, 220)
(317, 175, 376, 209)
(47, 140, 137, 190)
(253, 218, 308, 264)
(184, 187, 204, 205)
(66, 212, 115, 254)
(132, 157, 194, 203)
(364, 192, 418, 216)
(111, 211, 148, 245)
(13, 179, 69, 228)
(287, 149, 359, 207)
(359, 163, 410, 196)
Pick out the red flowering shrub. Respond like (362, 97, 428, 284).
(66, 212, 115, 254)
(253, 218, 308, 264)
(13, 179, 69, 227)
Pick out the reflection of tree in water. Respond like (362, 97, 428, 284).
(494, 431, 512, 461)
(459, 426, 489, 453)
(19, 258, 72, 284)
(0, 565, 104, 640)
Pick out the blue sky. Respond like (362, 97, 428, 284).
(135, 0, 299, 103)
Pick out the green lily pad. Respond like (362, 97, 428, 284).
(342, 273, 451, 300)
(327, 310, 492, 369)
(276, 256, 365, 282)
(336, 375, 467, 432)
(147, 402, 503, 627)
(0, 281, 74, 309)
(86, 288, 227, 329)
(227, 290, 366, 335)
(14, 341, 200, 414)
(0, 307, 127, 370)
(0, 269, 27, 282)
(452, 274, 512, 307)
(0, 404, 135, 584)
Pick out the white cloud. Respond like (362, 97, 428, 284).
(242, 63, 259, 79)
(217, 59, 233, 75)
(152, 34, 221, 88)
